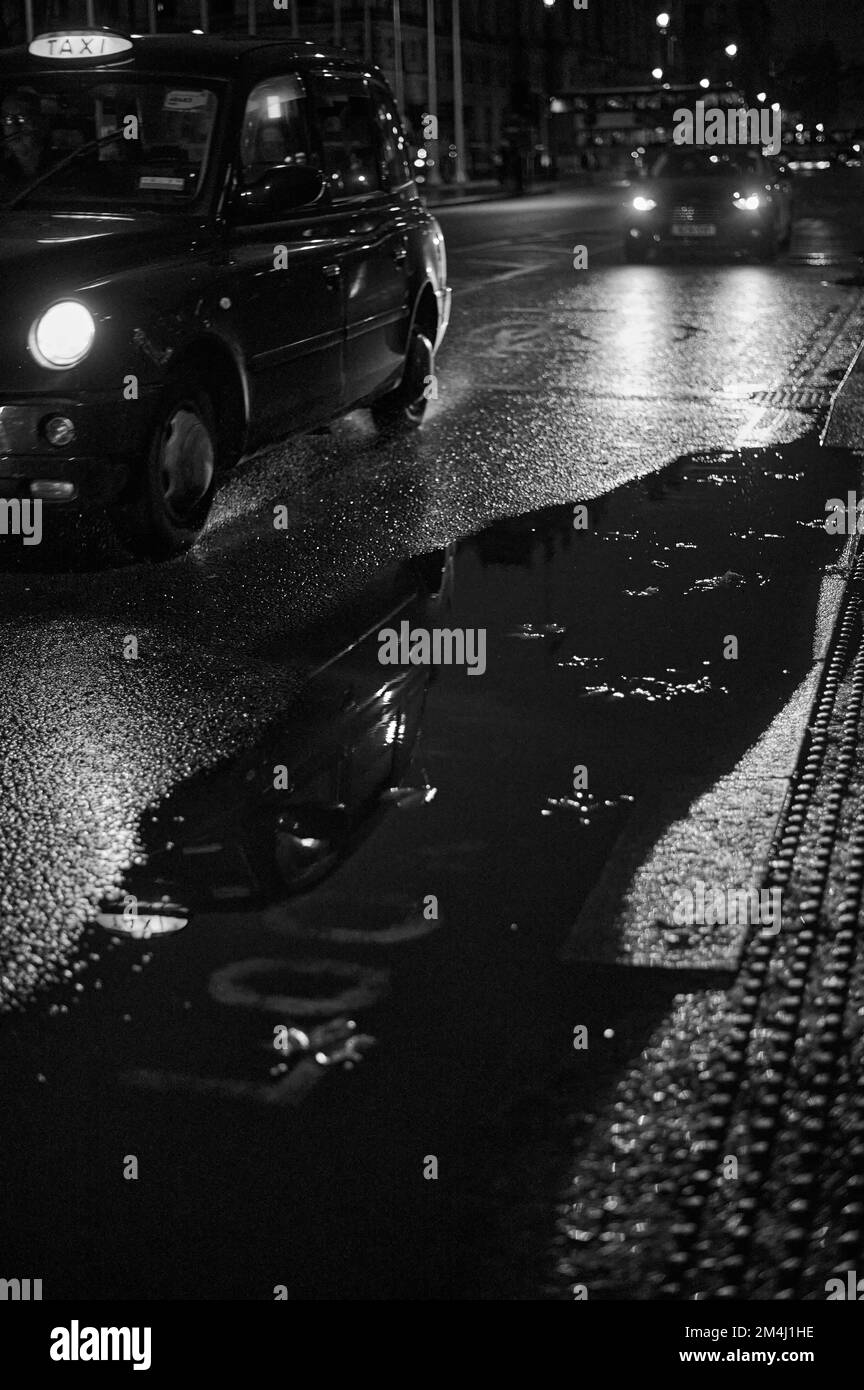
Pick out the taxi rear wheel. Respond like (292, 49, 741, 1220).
(370, 329, 434, 432)
(113, 374, 218, 560)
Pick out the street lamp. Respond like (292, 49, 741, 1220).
(725, 43, 738, 57)
(699, 77, 711, 89)
(392, 1, 405, 119)
(426, 0, 439, 187)
(655, 10, 675, 78)
(756, 91, 766, 103)
(452, 0, 466, 184)
(542, 0, 558, 167)
(652, 67, 663, 80)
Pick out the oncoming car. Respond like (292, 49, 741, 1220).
(0, 28, 451, 558)
(622, 144, 793, 264)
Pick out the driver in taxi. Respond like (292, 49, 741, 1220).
(0, 88, 50, 196)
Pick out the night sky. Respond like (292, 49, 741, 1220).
(773, 0, 864, 59)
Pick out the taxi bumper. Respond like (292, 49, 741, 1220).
(434, 285, 452, 353)
(0, 392, 158, 503)
(625, 210, 775, 255)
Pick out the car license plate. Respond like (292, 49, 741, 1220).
(672, 223, 716, 237)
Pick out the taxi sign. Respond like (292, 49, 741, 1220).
(29, 31, 133, 61)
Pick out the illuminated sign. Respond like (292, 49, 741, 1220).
(29, 32, 133, 60)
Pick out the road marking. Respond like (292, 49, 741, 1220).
(452, 237, 622, 295)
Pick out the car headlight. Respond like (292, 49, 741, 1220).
(632, 195, 657, 212)
(733, 193, 761, 211)
(29, 301, 96, 370)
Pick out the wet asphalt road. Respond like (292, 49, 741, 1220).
(2, 171, 864, 1299)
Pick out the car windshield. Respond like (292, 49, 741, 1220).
(650, 147, 763, 180)
(0, 75, 221, 210)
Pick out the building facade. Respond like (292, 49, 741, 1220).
(0, 1, 771, 176)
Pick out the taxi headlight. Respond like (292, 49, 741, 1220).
(29, 301, 96, 369)
(733, 193, 761, 211)
(632, 195, 657, 212)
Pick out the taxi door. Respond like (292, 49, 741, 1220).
(307, 73, 412, 405)
(226, 74, 347, 444)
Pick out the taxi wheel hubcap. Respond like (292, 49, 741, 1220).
(158, 405, 215, 521)
(408, 332, 434, 405)
(399, 332, 434, 424)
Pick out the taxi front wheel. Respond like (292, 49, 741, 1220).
(370, 329, 435, 432)
(113, 373, 218, 560)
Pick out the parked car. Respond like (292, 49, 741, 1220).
(0, 27, 452, 557)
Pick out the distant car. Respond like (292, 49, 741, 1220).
(784, 144, 835, 173)
(0, 27, 452, 558)
(622, 144, 793, 263)
(836, 144, 863, 169)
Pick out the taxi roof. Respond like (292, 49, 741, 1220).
(0, 33, 371, 81)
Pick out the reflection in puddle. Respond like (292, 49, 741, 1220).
(3, 431, 862, 1299)
(542, 791, 636, 823)
(687, 570, 746, 591)
(508, 621, 568, 640)
(579, 671, 721, 701)
(104, 554, 451, 919)
(104, 440, 855, 993)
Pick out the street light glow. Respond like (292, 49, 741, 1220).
(756, 91, 767, 103)
(725, 43, 738, 57)
(699, 77, 711, 89)
(656, 11, 670, 27)
(652, 67, 663, 80)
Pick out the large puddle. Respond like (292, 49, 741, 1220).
(0, 433, 859, 1297)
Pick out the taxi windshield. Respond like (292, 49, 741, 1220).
(0, 75, 221, 210)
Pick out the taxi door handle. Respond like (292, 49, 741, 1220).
(393, 245, 408, 264)
(323, 263, 342, 287)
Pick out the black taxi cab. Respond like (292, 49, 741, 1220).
(0, 27, 451, 557)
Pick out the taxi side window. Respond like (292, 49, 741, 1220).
(369, 81, 411, 188)
(239, 74, 316, 188)
(308, 76, 384, 200)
